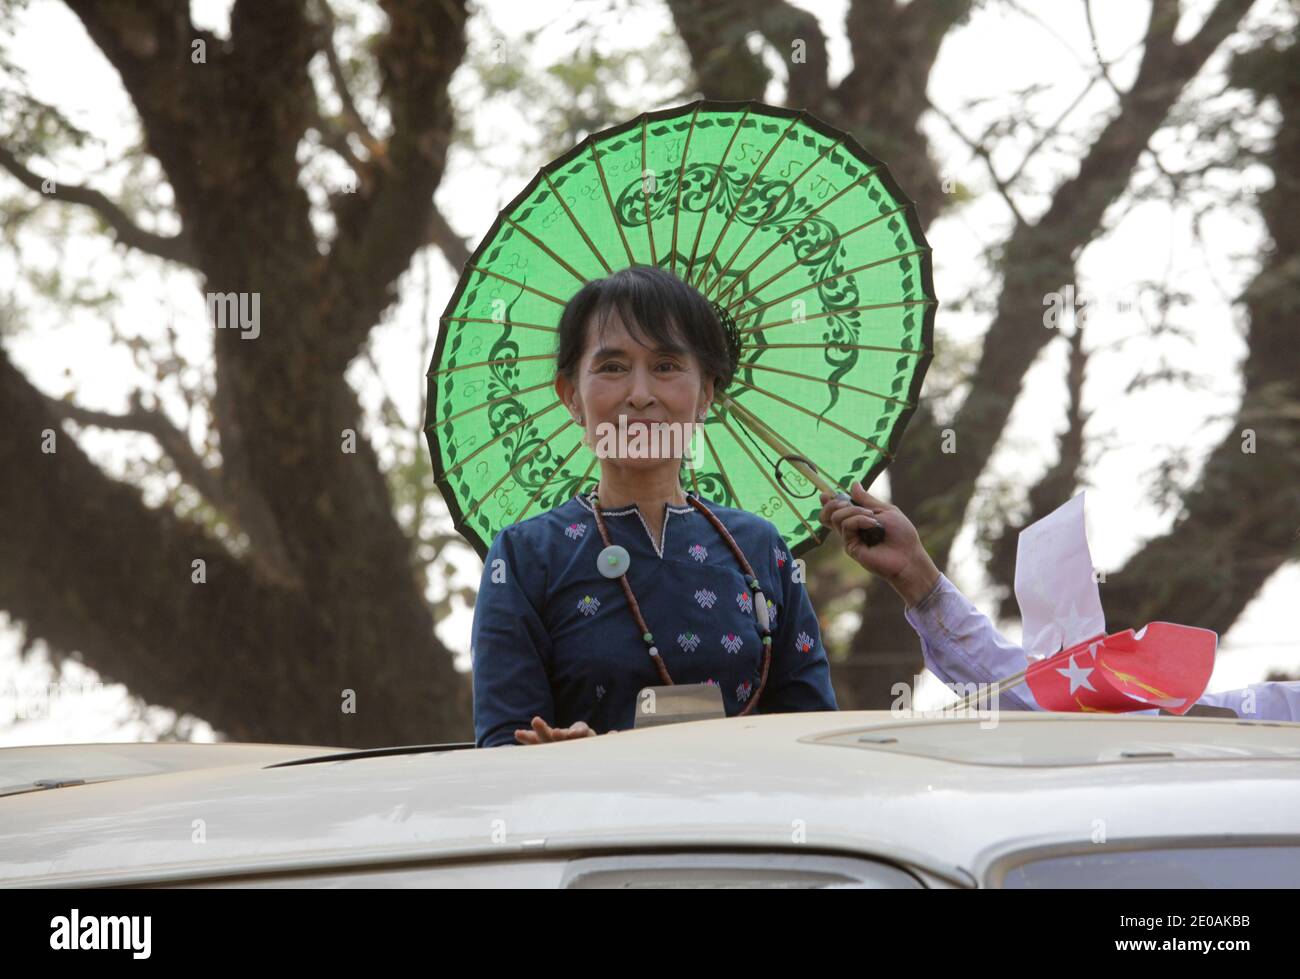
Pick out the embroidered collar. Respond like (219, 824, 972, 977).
(574, 489, 701, 516)
(573, 489, 706, 558)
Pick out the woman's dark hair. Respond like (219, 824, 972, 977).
(554, 265, 741, 395)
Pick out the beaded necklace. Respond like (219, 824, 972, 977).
(587, 488, 773, 715)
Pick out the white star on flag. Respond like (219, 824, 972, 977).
(1056, 653, 1096, 695)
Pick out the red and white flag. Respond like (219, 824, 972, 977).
(1025, 622, 1217, 714)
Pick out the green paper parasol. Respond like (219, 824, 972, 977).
(425, 99, 936, 561)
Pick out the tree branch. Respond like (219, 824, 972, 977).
(751, 0, 831, 109)
(43, 390, 226, 509)
(924, 101, 1029, 227)
(0, 145, 197, 265)
(1083, 0, 1125, 100)
(893, 0, 1255, 569)
(427, 204, 470, 272)
(321, 0, 469, 371)
(833, 0, 1257, 709)
(34, 0, 476, 745)
(894, 0, 976, 84)
(984, 322, 1090, 620)
(62, 1, 226, 235)
(0, 344, 330, 741)
(1102, 32, 1300, 634)
(834, 0, 975, 223)
(664, 0, 776, 100)
(40, 388, 301, 587)
(311, 0, 388, 163)
(310, 104, 374, 192)
(660, 0, 836, 108)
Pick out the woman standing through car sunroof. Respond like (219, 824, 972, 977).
(469, 265, 839, 747)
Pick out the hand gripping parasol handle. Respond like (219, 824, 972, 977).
(719, 397, 885, 548)
(834, 491, 886, 547)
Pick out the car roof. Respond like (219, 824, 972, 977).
(2, 711, 1298, 887)
(0, 741, 347, 796)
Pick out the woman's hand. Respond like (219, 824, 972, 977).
(514, 716, 598, 744)
(818, 480, 941, 608)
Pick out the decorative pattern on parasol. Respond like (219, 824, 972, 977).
(426, 99, 936, 560)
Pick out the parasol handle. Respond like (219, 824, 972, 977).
(835, 493, 886, 547)
(719, 397, 885, 548)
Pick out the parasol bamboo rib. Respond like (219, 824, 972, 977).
(722, 396, 846, 500)
(725, 375, 891, 458)
(729, 248, 929, 322)
(501, 214, 591, 284)
(516, 439, 593, 522)
(588, 139, 637, 268)
(442, 315, 557, 333)
(462, 414, 575, 523)
(736, 299, 935, 337)
(639, 115, 657, 265)
(725, 204, 912, 309)
(685, 105, 752, 288)
(694, 114, 804, 291)
(669, 103, 703, 277)
(712, 168, 881, 306)
(441, 399, 565, 481)
(715, 410, 826, 543)
(542, 170, 614, 275)
(739, 360, 914, 408)
(699, 136, 845, 297)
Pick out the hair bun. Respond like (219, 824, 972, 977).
(709, 299, 742, 383)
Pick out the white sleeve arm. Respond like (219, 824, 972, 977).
(1195, 681, 1300, 722)
(904, 575, 1300, 721)
(901, 572, 1039, 711)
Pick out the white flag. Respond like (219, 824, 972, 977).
(1014, 492, 1107, 659)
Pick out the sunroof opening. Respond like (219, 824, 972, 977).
(804, 717, 1300, 768)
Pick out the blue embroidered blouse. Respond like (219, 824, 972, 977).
(470, 488, 839, 747)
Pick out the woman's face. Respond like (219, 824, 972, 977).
(555, 308, 714, 471)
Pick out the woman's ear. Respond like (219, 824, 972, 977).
(701, 376, 716, 416)
(554, 373, 578, 418)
